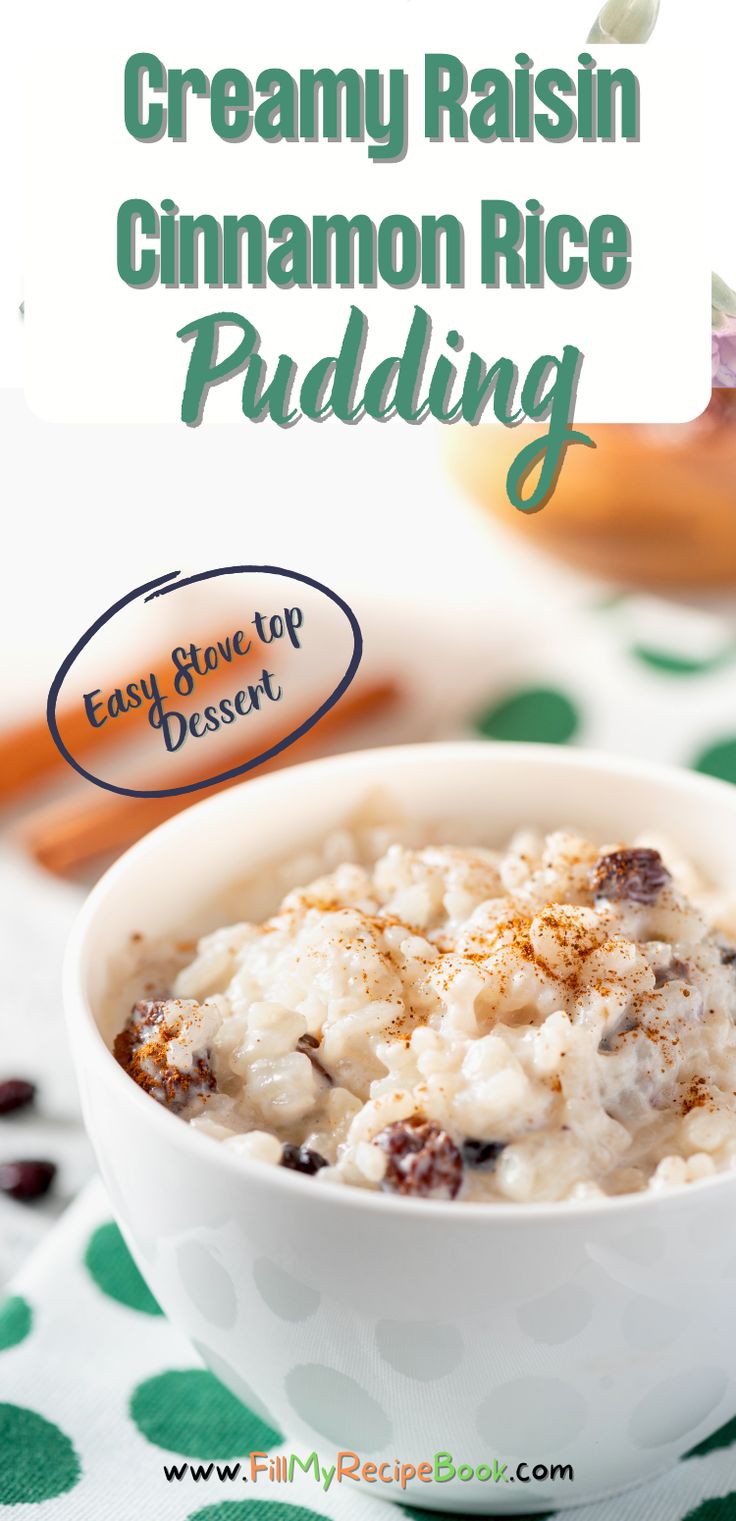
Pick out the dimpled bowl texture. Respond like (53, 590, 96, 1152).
(64, 743, 736, 1514)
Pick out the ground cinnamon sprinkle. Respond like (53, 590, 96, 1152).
(114, 1000, 216, 1113)
(680, 1076, 713, 1115)
(114, 830, 736, 1204)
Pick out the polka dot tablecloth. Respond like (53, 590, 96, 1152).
(5, 588, 736, 1518)
(5, 1182, 736, 1521)
(465, 593, 736, 781)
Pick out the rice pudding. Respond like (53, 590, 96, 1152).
(114, 828, 736, 1203)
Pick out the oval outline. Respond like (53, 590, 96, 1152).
(46, 565, 363, 799)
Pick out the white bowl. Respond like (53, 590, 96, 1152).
(65, 742, 736, 1513)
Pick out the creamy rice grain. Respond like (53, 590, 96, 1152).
(114, 831, 736, 1203)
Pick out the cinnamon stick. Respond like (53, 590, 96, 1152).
(0, 627, 262, 804)
(21, 679, 397, 877)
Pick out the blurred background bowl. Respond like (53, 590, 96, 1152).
(448, 391, 736, 589)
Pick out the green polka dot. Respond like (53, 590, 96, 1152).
(693, 740, 736, 786)
(189, 1504, 329, 1521)
(631, 644, 736, 677)
(684, 1498, 736, 1521)
(474, 686, 580, 746)
(84, 1221, 162, 1315)
(687, 1414, 736, 1458)
(0, 1404, 80, 1504)
(0, 1295, 32, 1351)
(130, 1369, 281, 1458)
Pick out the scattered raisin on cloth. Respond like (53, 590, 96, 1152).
(0, 1079, 36, 1116)
(0, 1159, 56, 1202)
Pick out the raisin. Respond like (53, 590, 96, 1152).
(0, 1079, 36, 1116)
(114, 1000, 216, 1114)
(461, 1138, 506, 1171)
(296, 1034, 332, 1085)
(280, 1144, 329, 1176)
(0, 1160, 56, 1202)
(599, 1014, 639, 1052)
(655, 958, 690, 988)
(128, 999, 169, 1037)
(720, 945, 736, 967)
(375, 1116, 463, 1200)
(592, 849, 670, 907)
(113, 1000, 167, 1067)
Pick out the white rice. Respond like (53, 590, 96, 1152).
(115, 828, 736, 1203)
